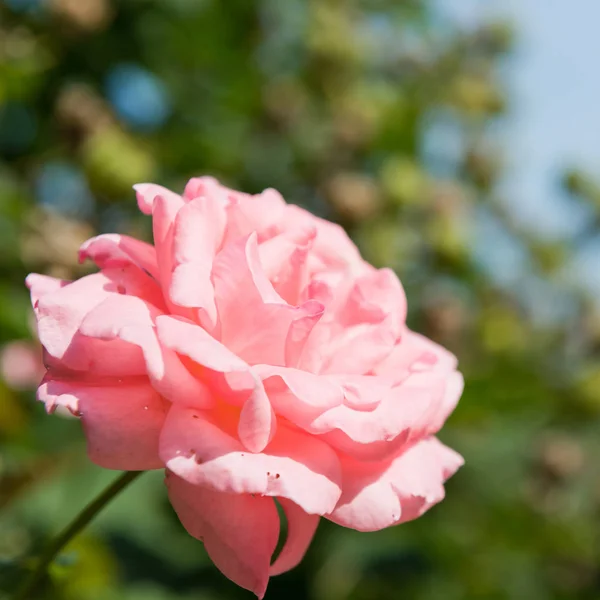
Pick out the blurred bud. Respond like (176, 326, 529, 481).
(423, 294, 467, 342)
(356, 221, 419, 270)
(430, 181, 468, 217)
(465, 147, 499, 190)
(55, 83, 115, 139)
(563, 169, 600, 206)
(537, 435, 584, 480)
(50, 0, 114, 33)
(0, 26, 37, 61)
(574, 364, 600, 414)
(324, 172, 381, 221)
(530, 242, 566, 274)
(21, 208, 94, 271)
(307, 3, 362, 66)
(82, 127, 156, 195)
(380, 156, 429, 206)
(451, 75, 504, 116)
(263, 78, 307, 127)
(331, 83, 397, 147)
(0, 340, 44, 391)
(479, 304, 527, 354)
(475, 21, 514, 54)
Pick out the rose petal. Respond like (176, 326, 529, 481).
(166, 472, 279, 599)
(160, 405, 342, 515)
(81, 296, 214, 409)
(169, 196, 227, 328)
(79, 234, 160, 281)
(39, 378, 168, 470)
(327, 437, 464, 532)
(270, 499, 319, 576)
(254, 365, 343, 428)
(213, 234, 322, 366)
(307, 370, 453, 460)
(238, 382, 277, 453)
(134, 183, 183, 215)
(26, 273, 70, 308)
(32, 269, 160, 376)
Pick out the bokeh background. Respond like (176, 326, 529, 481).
(2, 0, 600, 598)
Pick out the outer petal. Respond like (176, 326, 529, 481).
(308, 371, 461, 461)
(26, 273, 70, 308)
(270, 499, 319, 577)
(31, 269, 159, 377)
(166, 472, 279, 599)
(38, 378, 168, 470)
(374, 328, 458, 383)
(79, 234, 160, 281)
(80, 296, 214, 409)
(160, 405, 342, 515)
(327, 437, 464, 532)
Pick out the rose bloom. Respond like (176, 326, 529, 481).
(27, 177, 463, 597)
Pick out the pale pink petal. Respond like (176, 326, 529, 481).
(39, 378, 168, 470)
(79, 234, 160, 281)
(151, 193, 198, 322)
(258, 226, 316, 305)
(166, 472, 279, 599)
(282, 205, 364, 271)
(224, 188, 286, 244)
(26, 273, 70, 308)
(213, 234, 323, 366)
(134, 183, 183, 215)
(307, 370, 453, 461)
(32, 270, 156, 376)
(155, 314, 259, 408)
(327, 437, 464, 532)
(160, 405, 342, 515)
(169, 196, 227, 328)
(284, 301, 324, 368)
(254, 365, 343, 428)
(80, 296, 214, 409)
(270, 499, 319, 576)
(374, 328, 458, 383)
(238, 383, 277, 453)
(155, 315, 250, 375)
(182, 176, 226, 201)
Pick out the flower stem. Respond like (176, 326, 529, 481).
(13, 470, 143, 600)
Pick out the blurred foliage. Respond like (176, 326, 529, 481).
(1, 0, 600, 599)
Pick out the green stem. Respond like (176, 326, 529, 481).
(13, 470, 143, 600)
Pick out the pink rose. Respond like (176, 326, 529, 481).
(27, 177, 463, 597)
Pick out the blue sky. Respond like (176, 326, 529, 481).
(438, 0, 600, 296)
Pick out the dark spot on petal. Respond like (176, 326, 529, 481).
(267, 472, 271, 476)
(192, 414, 199, 419)
(275, 473, 280, 479)
(117, 284, 126, 294)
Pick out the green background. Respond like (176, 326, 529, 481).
(1, 1, 600, 599)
